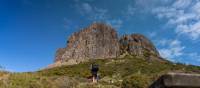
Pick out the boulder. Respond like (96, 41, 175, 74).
(150, 73, 200, 88)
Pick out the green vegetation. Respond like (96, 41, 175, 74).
(121, 74, 150, 88)
(0, 56, 200, 88)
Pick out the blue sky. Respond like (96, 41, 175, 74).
(0, 0, 200, 72)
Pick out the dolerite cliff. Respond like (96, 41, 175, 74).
(119, 34, 160, 59)
(55, 23, 120, 64)
(53, 23, 162, 66)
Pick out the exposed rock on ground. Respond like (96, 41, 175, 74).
(150, 73, 200, 88)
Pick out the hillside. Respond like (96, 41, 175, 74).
(0, 23, 200, 88)
(1, 55, 200, 88)
(1, 23, 200, 88)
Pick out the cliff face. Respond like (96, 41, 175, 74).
(55, 23, 120, 64)
(54, 23, 161, 65)
(119, 34, 160, 57)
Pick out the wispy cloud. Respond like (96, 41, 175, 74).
(126, 5, 135, 16)
(75, 2, 93, 15)
(148, 32, 157, 38)
(134, 0, 173, 13)
(106, 19, 123, 29)
(152, 0, 200, 40)
(158, 39, 185, 61)
(188, 52, 200, 62)
(92, 8, 108, 20)
(139, 0, 200, 65)
(81, 3, 93, 13)
(75, 1, 108, 20)
(157, 39, 170, 46)
(172, 0, 191, 9)
(156, 38, 200, 65)
(74, 1, 123, 29)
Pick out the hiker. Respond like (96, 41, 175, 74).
(90, 64, 99, 83)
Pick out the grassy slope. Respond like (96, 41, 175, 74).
(1, 55, 200, 88)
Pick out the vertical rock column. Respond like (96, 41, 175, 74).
(55, 23, 120, 64)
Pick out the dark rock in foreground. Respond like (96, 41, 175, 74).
(150, 73, 200, 88)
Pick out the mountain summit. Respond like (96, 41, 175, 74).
(54, 23, 162, 66)
(55, 23, 120, 65)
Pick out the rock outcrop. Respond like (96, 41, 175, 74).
(55, 23, 120, 65)
(150, 73, 200, 88)
(119, 34, 160, 59)
(54, 23, 161, 65)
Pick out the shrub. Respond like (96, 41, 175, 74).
(121, 74, 150, 88)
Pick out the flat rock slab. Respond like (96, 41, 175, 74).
(150, 73, 200, 88)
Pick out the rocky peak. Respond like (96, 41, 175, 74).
(119, 34, 160, 57)
(55, 23, 120, 64)
(54, 23, 162, 65)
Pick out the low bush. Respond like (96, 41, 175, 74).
(121, 74, 150, 88)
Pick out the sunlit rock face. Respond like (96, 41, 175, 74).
(54, 23, 162, 65)
(119, 34, 160, 58)
(55, 23, 120, 64)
